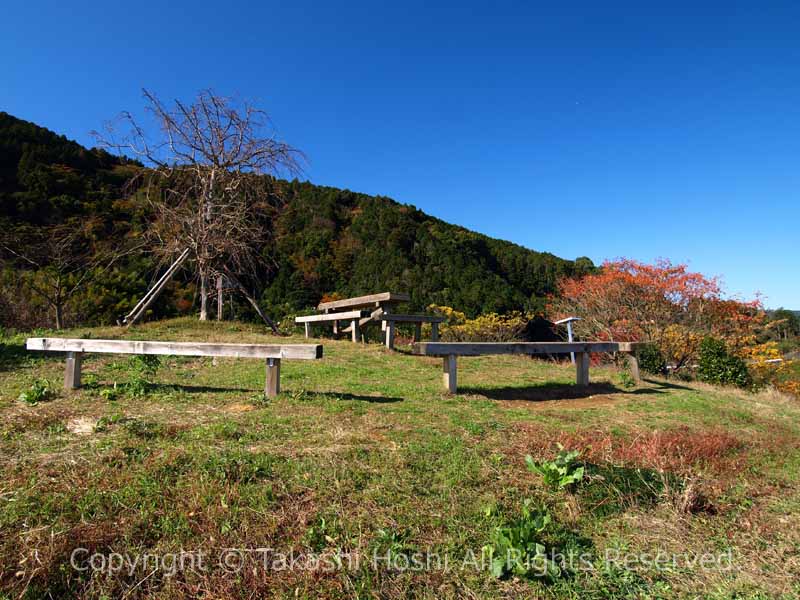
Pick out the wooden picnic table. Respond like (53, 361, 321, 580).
(317, 292, 410, 313)
(317, 292, 411, 339)
(297, 292, 443, 349)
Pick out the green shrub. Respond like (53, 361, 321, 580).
(696, 337, 751, 388)
(99, 385, 121, 401)
(129, 354, 161, 377)
(429, 305, 528, 342)
(18, 379, 53, 404)
(277, 314, 300, 336)
(483, 500, 561, 580)
(617, 370, 636, 389)
(526, 445, 584, 490)
(123, 418, 164, 440)
(638, 344, 667, 376)
(125, 355, 161, 396)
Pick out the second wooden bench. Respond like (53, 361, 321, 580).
(411, 341, 643, 394)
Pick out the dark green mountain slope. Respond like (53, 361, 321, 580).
(0, 112, 593, 327)
(268, 182, 594, 316)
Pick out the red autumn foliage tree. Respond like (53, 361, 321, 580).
(549, 259, 763, 367)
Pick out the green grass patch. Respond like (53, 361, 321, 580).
(1, 318, 799, 598)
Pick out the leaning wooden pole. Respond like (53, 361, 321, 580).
(223, 271, 281, 334)
(124, 248, 190, 327)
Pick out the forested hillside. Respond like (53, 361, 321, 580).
(0, 112, 594, 328)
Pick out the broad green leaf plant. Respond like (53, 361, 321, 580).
(526, 444, 585, 490)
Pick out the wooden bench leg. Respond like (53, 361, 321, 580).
(332, 320, 339, 337)
(625, 351, 641, 383)
(304, 323, 311, 338)
(64, 351, 83, 389)
(431, 322, 439, 342)
(413, 322, 422, 342)
(385, 322, 395, 349)
(443, 355, 457, 394)
(576, 352, 590, 386)
(265, 358, 281, 398)
(351, 320, 360, 343)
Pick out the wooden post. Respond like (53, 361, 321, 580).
(351, 319, 360, 343)
(413, 322, 422, 342)
(385, 322, 395, 349)
(626, 352, 641, 383)
(443, 355, 457, 393)
(232, 282, 280, 334)
(567, 320, 575, 364)
(124, 248, 190, 326)
(431, 322, 439, 342)
(576, 352, 590, 386)
(304, 323, 311, 338)
(64, 351, 83, 389)
(332, 319, 339, 337)
(216, 274, 224, 321)
(265, 358, 281, 398)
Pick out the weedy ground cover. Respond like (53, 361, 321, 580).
(1, 318, 799, 599)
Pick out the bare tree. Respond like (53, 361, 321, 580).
(0, 219, 130, 329)
(94, 89, 303, 323)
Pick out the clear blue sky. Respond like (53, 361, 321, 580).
(3, 1, 798, 307)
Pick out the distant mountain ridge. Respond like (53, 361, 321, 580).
(0, 111, 594, 327)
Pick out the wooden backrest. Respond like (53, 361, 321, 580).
(26, 338, 323, 360)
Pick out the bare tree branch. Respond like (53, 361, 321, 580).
(93, 89, 304, 323)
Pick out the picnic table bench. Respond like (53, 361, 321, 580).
(317, 291, 411, 314)
(26, 338, 323, 399)
(295, 310, 371, 342)
(412, 341, 645, 394)
(380, 313, 444, 348)
(297, 292, 444, 349)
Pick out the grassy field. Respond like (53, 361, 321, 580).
(1, 318, 799, 599)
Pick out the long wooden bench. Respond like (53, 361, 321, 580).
(26, 338, 323, 398)
(411, 341, 643, 394)
(295, 310, 370, 342)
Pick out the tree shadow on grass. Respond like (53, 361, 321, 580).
(640, 377, 694, 391)
(144, 384, 404, 403)
(460, 378, 694, 402)
(320, 392, 404, 404)
(147, 383, 253, 394)
(459, 382, 660, 402)
(0, 341, 39, 372)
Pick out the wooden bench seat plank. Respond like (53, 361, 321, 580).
(26, 338, 324, 400)
(411, 341, 645, 394)
(412, 342, 619, 356)
(295, 310, 370, 323)
(379, 314, 445, 323)
(27, 338, 322, 360)
(341, 308, 384, 332)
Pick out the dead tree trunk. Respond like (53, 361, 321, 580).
(55, 301, 64, 330)
(223, 271, 280, 334)
(217, 274, 224, 321)
(199, 267, 209, 321)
